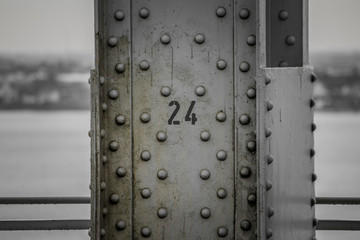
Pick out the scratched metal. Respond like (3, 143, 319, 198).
(131, 0, 235, 238)
(257, 67, 315, 240)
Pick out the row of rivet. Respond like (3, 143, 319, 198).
(310, 73, 317, 239)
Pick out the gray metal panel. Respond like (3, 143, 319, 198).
(257, 67, 315, 239)
(131, 0, 235, 238)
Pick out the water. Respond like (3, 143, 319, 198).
(0, 111, 359, 239)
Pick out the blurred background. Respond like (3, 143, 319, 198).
(0, 0, 359, 239)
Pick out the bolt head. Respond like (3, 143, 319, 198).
(240, 220, 251, 231)
(102, 155, 107, 164)
(139, 8, 150, 19)
(160, 34, 171, 45)
(100, 182, 106, 190)
(140, 112, 151, 123)
(267, 101, 274, 111)
(247, 141, 256, 152)
(195, 86, 206, 96)
(156, 131, 167, 142)
(266, 180, 273, 191)
(115, 114, 125, 125)
(239, 114, 250, 125)
(279, 10, 289, 20)
(200, 169, 211, 180)
(115, 63, 125, 73)
(116, 220, 126, 231)
(157, 208, 168, 218)
(141, 150, 151, 161)
(312, 173, 317, 182)
(240, 167, 251, 178)
(200, 130, 211, 141)
(200, 207, 211, 219)
(194, 33, 205, 44)
(247, 193, 256, 203)
(311, 73, 317, 82)
(267, 154, 274, 164)
(109, 193, 120, 204)
(216, 111, 226, 122)
(141, 226, 151, 237)
(102, 207, 107, 216)
(114, 10, 125, 21)
(265, 77, 272, 85)
(107, 37, 118, 47)
(99, 76, 105, 85)
(157, 169, 168, 180)
(239, 8, 250, 19)
(217, 188, 227, 199)
(100, 129, 105, 138)
(217, 59, 227, 70)
(239, 61, 250, 72)
(265, 127, 272, 137)
(217, 226, 228, 237)
(216, 7, 226, 17)
(108, 89, 119, 100)
(268, 207, 275, 217)
(266, 228, 273, 238)
(102, 103, 107, 112)
(139, 60, 150, 70)
(246, 35, 256, 46)
(286, 35, 296, 45)
(100, 228, 106, 236)
(116, 167, 127, 178)
(246, 88, 256, 99)
(109, 141, 119, 151)
(216, 150, 227, 161)
(161, 86, 171, 97)
(141, 188, 151, 198)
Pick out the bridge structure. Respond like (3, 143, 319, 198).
(0, 0, 360, 239)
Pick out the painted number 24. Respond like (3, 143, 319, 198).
(168, 101, 197, 125)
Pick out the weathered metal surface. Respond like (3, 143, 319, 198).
(0, 220, 90, 231)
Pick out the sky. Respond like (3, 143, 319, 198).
(0, 0, 360, 55)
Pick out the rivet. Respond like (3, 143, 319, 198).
(216, 150, 227, 161)
(265, 127, 272, 137)
(239, 8, 250, 19)
(217, 188, 227, 199)
(268, 207, 275, 217)
(115, 63, 125, 73)
(279, 61, 289, 67)
(217, 226, 228, 237)
(100, 182, 106, 191)
(161, 86, 171, 97)
(195, 86, 206, 96)
(157, 208, 168, 218)
(239, 61, 250, 72)
(88, 77, 91, 85)
(286, 35, 296, 46)
(194, 33, 205, 44)
(88, 130, 92, 138)
(102, 155, 107, 164)
(88, 229, 91, 237)
(109, 193, 120, 204)
(240, 167, 251, 178)
(115, 114, 125, 125)
(216, 111, 226, 122)
(267, 154, 274, 164)
(311, 123, 317, 132)
(247, 141, 256, 152)
(140, 112, 151, 123)
(139, 8, 150, 19)
(313, 218, 318, 227)
(240, 220, 251, 231)
(200, 130, 211, 141)
(107, 37, 118, 47)
(100, 129, 105, 138)
(160, 34, 171, 45)
(99, 76, 105, 85)
(311, 73, 317, 82)
(114, 10, 125, 21)
(266, 101, 274, 111)
(310, 149, 316, 157)
(116, 167, 127, 178)
(266, 180, 273, 191)
(217, 59, 227, 70)
(103, 208, 108, 216)
(310, 98, 316, 108)
(311, 197, 316, 206)
(216, 7, 226, 17)
(109, 141, 119, 151)
(115, 220, 126, 231)
(247, 193, 256, 204)
(139, 60, 150, 71)
(141, 188, 151, 198)
(200, 169, 211, 180)
(265, 77, 272, 85)
(156, 131, 167, 142)
(157, 169, 168, 180)
(312, 173, 317, 182)
(200, 207, 211, 219)
(102, 103, 107, 112)
(141, 226, 151, 237)
(239, 114, 250, 125)
(279, 10, 289, 20)
(108, 89, 119, 100)
(246, 88, 256, 99)
(100, 228, 106, 237)
(246, 35, 256, 46)
(266, 228, 273, 239)
(141, 150, 151, 161)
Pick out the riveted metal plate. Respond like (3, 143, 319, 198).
(257, 67, 315, 239)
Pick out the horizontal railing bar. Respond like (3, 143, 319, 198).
(0, 220, 90, 231)
(317, 220, 360, 231)
(316, 197, 360, 205)
(0, 197, 90, 205)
